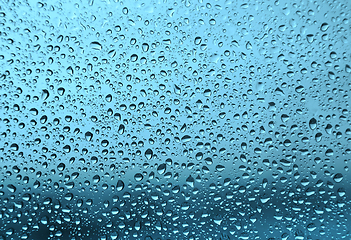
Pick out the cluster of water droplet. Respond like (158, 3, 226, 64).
(0, 0, 350, 239)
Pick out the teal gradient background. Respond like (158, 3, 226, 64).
(0, 0, 350, 239)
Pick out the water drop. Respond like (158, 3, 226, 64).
(333, 173, 343, 183)
(309, 118, 317, 130)
(116, 180, 124, 191)
(85, 131, 93, 141)
(145, 149, 153, 160)
(134, 173, 143, 182)
(320, 22, 329, 32)
(90, 41, 102, 50)
(157, 163, 166, 175)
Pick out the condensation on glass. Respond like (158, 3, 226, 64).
(0, 0, 350, 239)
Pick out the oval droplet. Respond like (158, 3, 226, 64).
(309, 118, 317, 130)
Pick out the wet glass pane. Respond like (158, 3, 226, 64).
(0, 0, 350, 239)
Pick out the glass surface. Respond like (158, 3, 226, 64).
(0, 0, 350, 239)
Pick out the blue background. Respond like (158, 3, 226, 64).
(0, 0, 351, 239)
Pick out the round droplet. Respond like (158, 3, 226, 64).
(328, 71, 335, 80)
(315, 133, 322, 142)
(142, 43, 149, 52)
(196, 152, 203, 160)
(57, 87, 65, 96)
(10, 143, 19, 151)
(157, 164, 166, 175)
(134, 173, 143, 182)
(205, 157, 213, 165)
(93, 175, 100, 183)
(30, 108, 38, 116)
(194, 37, 202, 45)
(320, 22, 329, 32)
(145, 149, 153, 160)
(85, 131, 93, 141)
(7, 184, 16, 193)
(22, 193, 31, 201)
(40, 115, 48, 124)
(325, 149, 333, 157)
(105, 94, 112, 102)
(333, 173, 343, 183)
(209, 19, 216, 25)
(111, 207, 120, 215)
(116, 180, 124, 191)
(241, 142, 247, 150)
(101, 140, 109, 147)
(130, 38, 137, 45)
(306, 34, 314, 43)
(281, 114, 289, 122)
(57, 163, 66, 171)
(130, 54, 138, 62)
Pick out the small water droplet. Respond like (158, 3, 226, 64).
(309, 118, 317, 130)
(90, 41, 102, 50)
